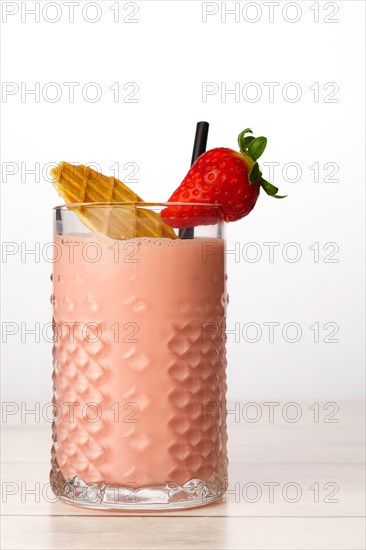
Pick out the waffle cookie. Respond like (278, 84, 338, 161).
(51, 162, 176, 239)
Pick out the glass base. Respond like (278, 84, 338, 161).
(51, 472, 228, 510)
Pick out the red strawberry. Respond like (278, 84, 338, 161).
(162, 128, 285, 228)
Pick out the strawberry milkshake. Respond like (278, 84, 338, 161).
(50, 124, 284, 509)
(51, 217, 228, 508)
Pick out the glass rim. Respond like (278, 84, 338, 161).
(54, 201, 222, 210)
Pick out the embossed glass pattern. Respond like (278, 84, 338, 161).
(51, 203, 228, 509)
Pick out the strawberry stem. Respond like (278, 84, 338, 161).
(238, 127, 286, 199)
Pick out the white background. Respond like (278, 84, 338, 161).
(1, 0, 365, 407)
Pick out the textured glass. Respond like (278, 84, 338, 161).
(51, 204, 228, 509)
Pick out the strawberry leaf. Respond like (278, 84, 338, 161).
(261, 178, 278, 195)
(247, 137, 267, 161)
(238, 128, 253, 153)
(248, 162, 260, 184)
(261, 178, 286, 198)
(241, 136, 255, 150)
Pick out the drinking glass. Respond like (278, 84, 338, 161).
(50, 203, 228, 509)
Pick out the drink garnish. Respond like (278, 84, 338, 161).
(162, 127, 285, 228)
(51, 162, 177, 239)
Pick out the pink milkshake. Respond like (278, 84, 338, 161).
(51, 218, 228, 508)
(50, 122, 283, 509)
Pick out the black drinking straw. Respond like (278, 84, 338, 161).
(179, 121, 209, 239)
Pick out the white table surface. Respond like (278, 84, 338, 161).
(1, 401, 365, 549)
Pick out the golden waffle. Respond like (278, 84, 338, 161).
(51, 162, 176, 239)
